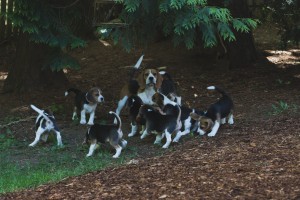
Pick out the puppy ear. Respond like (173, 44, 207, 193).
(86, 90, 97, 104)
(137, 70, 146, 91)
(201, 118, 214, 131)
(190, 112, 201, 121)
(155, 71, 163, 90)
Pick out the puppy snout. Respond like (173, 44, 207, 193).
(98, 96, 104, 102)
(149, 77, 154, 82)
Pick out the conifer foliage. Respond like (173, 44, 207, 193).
(6, 0, 87, 71)
(107, 0, 259, 50)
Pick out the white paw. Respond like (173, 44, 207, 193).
(228, 119, 234, 125)
(207, 132, 217, 137)
(162, 144, 169, 149)
(154, 140, 161, 145)
(80, 120, 86, 124)
(198, 129, 205, 135)
(28, 143, 35, 147)
(140, 134, 147, 139)
(86, 154, 92, 157)
(87, 121, 94, 125)
(112, 154, 119, 158)
(172, 137, 179, 143)
(128, 132, 135, 137)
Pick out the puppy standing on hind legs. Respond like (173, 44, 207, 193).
(190, 86, 234, 137)
(83, 111, 127, 158)
(29, 105, 63, 147)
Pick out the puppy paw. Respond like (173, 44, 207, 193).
(228, 119, 234, 125)
(162, 144, 169, 149)
(28, 143, 35, 147)
(80, 120, 87, 125)
(86, 154, 92, 157)
(198, 129, 206, 135)
(128, 132, 136, 137)
(154, 140, 161, 145)
(207, 132, 216, 137)
(87, 122, 94, 126)
(112, 154, 119, 158)
(172, 138, 179, 143)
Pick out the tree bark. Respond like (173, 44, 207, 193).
(226, 0, 257, 68)
(3, 33, 68, 93)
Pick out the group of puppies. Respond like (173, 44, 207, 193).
(29, 55, 234, 158)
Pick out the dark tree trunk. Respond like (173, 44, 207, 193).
(3, 33, 68, 93)
(226, 0, 257, 68)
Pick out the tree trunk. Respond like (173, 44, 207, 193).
(3, 33, 68, 93)
(226, 0, 257, 68)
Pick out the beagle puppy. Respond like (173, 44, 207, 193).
(115, 55, 164, 136)
(190, 86, 234, 137)
(29, 105, 63, 147)
(65, 87, 104, 125)
(159, 72, 182, 106)
(126, 95, 145, 137)
(151, 92, 204, 142)
(83, 111, 127, 158)
(136, 104, 181, 149)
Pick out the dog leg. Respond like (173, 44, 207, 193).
(140, 129, 149, 139)
(55, 131, 63, 147)
(114, 96, 128, 124)
(87, 111, 95, 125)
(119, 139, 128, 148)
(80, 109, 87, 124)
(139, 125, 145, 134)
(228, 114, 234, 124)
(207, 120, 220, 137)
(198, 128, 206, 135)
(221, 118, 226, 124)
(112, 145, 122, 158)
(72, 107, 77, 120)
(128, 123, 138, 137)
(173, 119, 191, 142)
(154, 134, 164, 145)
(29, 127, 44, 147)
(86, 143, 97, 157)
(162, 131, 172, 148)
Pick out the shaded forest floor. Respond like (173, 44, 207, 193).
(0, 34, 300, 198)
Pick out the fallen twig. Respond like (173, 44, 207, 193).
(0, 116, 36, 129)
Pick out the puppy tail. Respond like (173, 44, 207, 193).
(109, 111, 122, 129)
(133, 54, 144, 69)
(30, 104, 52, 122)
(65, 88, 81, 96)
(207, 86, 228, 97)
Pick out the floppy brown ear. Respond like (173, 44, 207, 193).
(200, 118, 214, 131)
(190, 112, 201, 121)
(137, 70, 146, 92)
(155, 71, 163, 90)
(86, 89, 97, 104)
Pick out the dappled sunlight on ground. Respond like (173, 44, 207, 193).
(265, 49, 300, 69)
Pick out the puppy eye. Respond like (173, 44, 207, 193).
(145, 73, 149, 76)
(153, 73, 157, 76)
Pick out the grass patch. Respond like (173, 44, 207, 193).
(269, 100, 299, 115)
(0, 139, 132, 194)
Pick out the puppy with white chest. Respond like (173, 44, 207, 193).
(190, 86, 234, 137)
(29, 105, 63, 147)
(136, 104, 181, 148)
(65, 87, 104, 125)
(83, 111, 127, 158)
(152, 92, 204, 142)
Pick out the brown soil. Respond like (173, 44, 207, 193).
(0, 38, 300, 199)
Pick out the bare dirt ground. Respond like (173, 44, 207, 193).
(0, 34, 300, 199)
